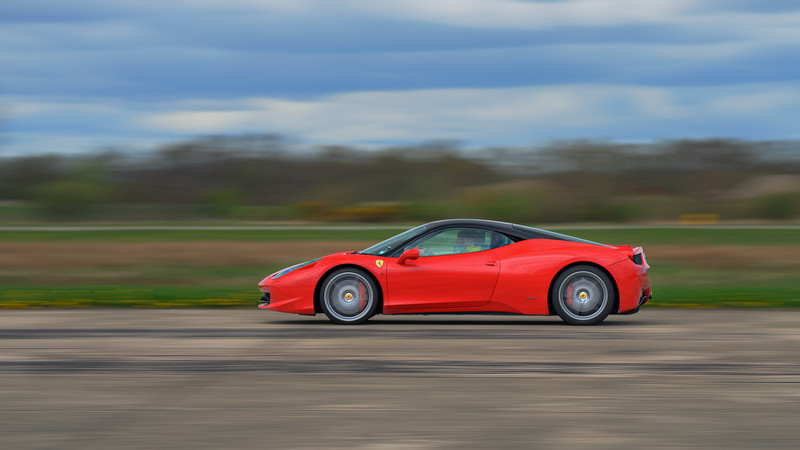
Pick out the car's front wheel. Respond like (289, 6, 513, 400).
(551, 265, 614, 325)
(319, 268, 379, 325)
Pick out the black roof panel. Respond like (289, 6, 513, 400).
(424, 219, 606, 246)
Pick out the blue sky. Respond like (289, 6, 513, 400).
(2, 0, 800, 154)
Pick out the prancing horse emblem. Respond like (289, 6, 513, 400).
(375, 260, 384, 268)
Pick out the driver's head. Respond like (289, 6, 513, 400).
(456, 230, 483, 251)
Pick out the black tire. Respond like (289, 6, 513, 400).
(551, 265, 614, 325)
(319, 268, 379, 325)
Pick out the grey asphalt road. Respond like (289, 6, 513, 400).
(1, 309, 798, 449)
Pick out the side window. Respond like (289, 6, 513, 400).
(404, 228, 492, 256)
(490, 232, 514, 249)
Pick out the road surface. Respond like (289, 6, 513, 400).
(1, 309, 798, 449)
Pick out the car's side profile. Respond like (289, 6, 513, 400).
(258, 219, 651, 325)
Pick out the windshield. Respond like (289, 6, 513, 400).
(360, 224, 429, 256)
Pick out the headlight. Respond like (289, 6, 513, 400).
(272, 258, 322, 280)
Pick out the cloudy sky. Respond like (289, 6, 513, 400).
(2, 0, 800, 154)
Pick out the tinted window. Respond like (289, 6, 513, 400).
(490, 232, 514, 249)
(403, 227, 498, 256)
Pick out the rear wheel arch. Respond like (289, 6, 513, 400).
(547, 262, 619, 316)
(314, 264, 384, 315)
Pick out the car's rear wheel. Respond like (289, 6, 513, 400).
(552, 265, 614, 325)
(319, 268, 378, 325)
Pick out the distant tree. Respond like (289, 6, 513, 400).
(0, 155, 65, 200)
(31, 180, 109, 218)
(1, 136, 799, 222)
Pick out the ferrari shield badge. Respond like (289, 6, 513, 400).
(375, 260, 384, 268)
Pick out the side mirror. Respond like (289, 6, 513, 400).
(398, 248, 420, 265)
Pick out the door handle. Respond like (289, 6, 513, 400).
(485, 261, 497, 266)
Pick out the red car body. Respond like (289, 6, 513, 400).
(258, 219, 651, 325)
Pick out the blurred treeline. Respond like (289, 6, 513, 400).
(1, 136, 799, 223)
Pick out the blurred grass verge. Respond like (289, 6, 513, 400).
(652, 285, 800, 308)
(0, 228, 403, 242)
(0, 286, 255, 309)
(3, 227, 800, 244)
(1, 227, 798, 309)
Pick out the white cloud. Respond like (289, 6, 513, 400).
(0, 132, 165, 157)
(137, 87, 607, 140)
(133, 83, 800, 144)
(143, 110, 252, 133)
(679, 10, 800, 45)
(4, 0, 800, 154)
(343, 0, 698, 30)
(709, 91, 800, 114)
(0, 21, 155, 52)
(338, 0, 800, 48)
(173, 0, 315, 12)
(9, 100, 126, 117)
(6, 82, 800, 155)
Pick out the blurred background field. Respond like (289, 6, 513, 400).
(1, 137, 799, 309)
(1, 226, 798, 309)
(2, 137, 799, 224)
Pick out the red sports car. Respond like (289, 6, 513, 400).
(258, 219, 651, 325)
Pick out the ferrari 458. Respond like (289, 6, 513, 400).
(258, 219, 651, 325)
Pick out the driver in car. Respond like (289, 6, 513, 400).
(454, 229, 485, 253)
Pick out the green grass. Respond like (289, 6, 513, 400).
(2, 226, 799, 245)
(0, 228, 403, 242)
(3, 224, 799, 308)
(0, 286, 256, 308)
(646, 284, 800, 308)
(550, 227, 800, 246)
(0, 265, 286, 286)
